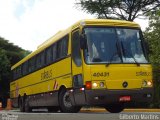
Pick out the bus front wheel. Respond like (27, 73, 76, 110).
(105, 103, 124, 113)
(24, 97, 32, 112)
(59, 89, 81, 113)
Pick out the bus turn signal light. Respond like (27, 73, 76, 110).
(86, 81, 92, 89)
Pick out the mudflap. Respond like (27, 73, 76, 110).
(69, 88, 86, 106)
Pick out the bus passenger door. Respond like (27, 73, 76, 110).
(71, 29, 86, 105)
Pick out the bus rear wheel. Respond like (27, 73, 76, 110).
(59, 89, 81, 113)
(19, 97, 25, 112)
(105, 103, 124, 113)
(24, 97, 32, 112)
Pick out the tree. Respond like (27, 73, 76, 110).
(0, 37, 31, 65)
(0, 49, 11, 107)
(76, 0, 160, 21)
(144, 9, 160, 107)
(145, 10, 160, 65)
(0, 49, 11, 82)
(0, 37, 31, 107)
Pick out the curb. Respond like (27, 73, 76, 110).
(81, 108, 160, 112)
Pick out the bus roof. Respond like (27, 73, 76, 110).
(11, 19, 140, 70)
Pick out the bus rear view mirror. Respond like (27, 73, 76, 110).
(144, 40, 150, 54)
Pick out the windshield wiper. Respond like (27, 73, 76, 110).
(105, 52, 118, 67)
(106, 42, 122, 67)
(121, 41, 140, 66)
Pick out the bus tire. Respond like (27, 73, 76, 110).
(48, 106, 59, 112)
(24, 97, 32, 112)
(19, 97, 25, 112)
(59, 89, 81, 113)
(105, 103, 124, 113)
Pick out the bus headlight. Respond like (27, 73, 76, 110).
(92, 81, 105, 89)
(142, 80, 152, 87)
(92, 82, 98, 88)
(147, 81, 152, 86)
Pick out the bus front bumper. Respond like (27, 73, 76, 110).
(69, 88, 153, 106)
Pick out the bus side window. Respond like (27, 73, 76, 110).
(41, 51, 45, 67)
(22, 61, 28, 76)
(35, 51, 45, 70)
(62, 35, 69, 57)
(46, 46, 53, 65)
(28, 59, 32, 73)
(13, 69, 16, 80)
(52, 43, 57, 62)
(16, 66, 21, 79)
(28, 57, 36, 73)
(57, 35, 69, 59)
(15, 68, 18, 79)
(36, 53, 41, 69)
(72, 30, 82, 67)
(19, 66, 21, 78)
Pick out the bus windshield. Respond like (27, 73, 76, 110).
(84, 27, 148, 64)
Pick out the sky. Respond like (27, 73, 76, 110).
(0, 0, 148, 51)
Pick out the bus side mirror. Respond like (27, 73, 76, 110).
(144, 40, 150, 54)
(80, 34, 87, 49)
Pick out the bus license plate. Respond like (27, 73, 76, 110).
(119, 96, 131, 102)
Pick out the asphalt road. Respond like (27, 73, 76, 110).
(0, 109, 160, 120)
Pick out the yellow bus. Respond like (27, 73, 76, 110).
(10, 19, 153, 113)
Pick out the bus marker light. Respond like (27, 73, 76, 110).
(80, 88, 85, 91)
(147, 94, 152, 98)
(119, 96, 131, 102)
(80, 20, 86, 26)
(70, 89, 73, 92)
(94, 97, 99, 100)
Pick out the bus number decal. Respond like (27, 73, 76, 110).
(93, 72, 109, 77)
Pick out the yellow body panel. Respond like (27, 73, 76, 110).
(10, 57, 72, 98)
(81, 62, 152, 90)
(89, 64, 152, 89)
